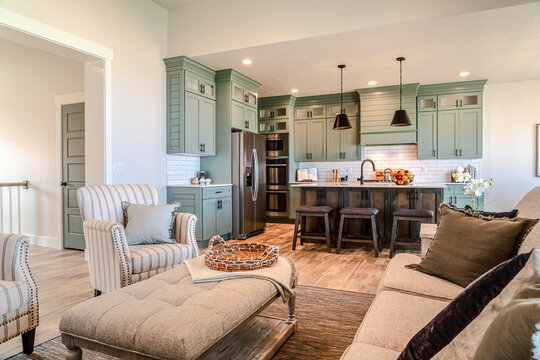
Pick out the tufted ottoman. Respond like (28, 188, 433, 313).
(59, 264, 297, 360)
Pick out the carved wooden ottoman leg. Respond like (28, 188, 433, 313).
(66, 345, 82, 360)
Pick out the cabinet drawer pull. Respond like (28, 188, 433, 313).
(459, 149, 462, 156)
(217, 200, 223, 209)
(215, 191, 223, 194)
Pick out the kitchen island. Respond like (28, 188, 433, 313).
(290, 182, 446, 244)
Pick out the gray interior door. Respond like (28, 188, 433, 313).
(62, 103, 85, 250)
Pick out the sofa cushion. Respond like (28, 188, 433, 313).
(59, 265, 278, 360)
(341, 342, 400, 360)
(381, 253, 463, 300)
(130, 243, 194, 274)
(354, 291, 448, 352)
(408, 204, 538, 287)
(516, 187, 540, 253)
(0, 280, 30, 322)
(398, 251, 531, 360)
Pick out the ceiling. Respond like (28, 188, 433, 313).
(192, 3, 540, 97)
(152, 0, 198, 10)
(0, 37, 59, 70)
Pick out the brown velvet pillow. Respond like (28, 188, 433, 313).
(407, 204, 538, 287)
(448, 203, 519, 219)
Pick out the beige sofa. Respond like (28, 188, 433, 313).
(341, 187, 540, 359)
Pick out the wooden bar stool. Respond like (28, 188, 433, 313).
(336, 207, 381, 256)
(390, 208, 434, 258)
(292, 206, 333, 253)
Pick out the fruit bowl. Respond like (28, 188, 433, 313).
(391, 169, 414, 185)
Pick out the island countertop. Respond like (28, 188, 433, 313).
(290, 181, 447, 189)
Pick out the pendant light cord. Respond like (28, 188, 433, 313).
(399, 59, 403, 110)
(340, 67, 343, 113)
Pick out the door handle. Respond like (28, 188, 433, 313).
(61, 181, 68, 186)
(460, 99, 462, 107)
(455, 100, 458, 107)
(455, 149, 458, 156)
(343, 152, 346, 159)
(433, 101, 436, 109)
(432, 149, 436, 157)
(217, 200, 223, 209)
(202, 143, 205, 152)
(310, 153, 313, 159)
(200, 84, 204, 93)
(200, 143, 203, 152)
(459, 149, 462, 156)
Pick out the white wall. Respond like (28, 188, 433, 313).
(1, 0, 169, 197)
(167, 0, 533, 56)
(0, 57, 84, 247)
(483, 79, 540, 211)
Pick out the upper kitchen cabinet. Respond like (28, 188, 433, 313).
(326, 116, 360, 161)
(358, 84, 419, 145)
(295, 105, 326, 120)
(215, 69, 261, 134)
(417, 80, 486, 160)
(164, 56, 216, 155)
(294, 119, 326, 161)
(258, 95, 296, 135)
(327, 102, 359, 118)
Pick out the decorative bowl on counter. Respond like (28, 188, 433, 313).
(391, 169, 414, 185)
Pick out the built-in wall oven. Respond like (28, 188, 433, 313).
(266, 157, 289, 217)
(266, 133, 289, 157)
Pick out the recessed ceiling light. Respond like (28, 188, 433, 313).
(291, 89, 298, 93)
(242, 58, 252, 65)
(368, 81, 377, 86)
(459, 71, 470, 77)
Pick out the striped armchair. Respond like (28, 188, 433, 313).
(77, 185, 199, 295)
(0, 234, 39, 354)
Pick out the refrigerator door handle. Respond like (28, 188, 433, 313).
(252, 148, 258, 201)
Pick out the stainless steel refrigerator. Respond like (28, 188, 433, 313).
(231, 131, 266, 239)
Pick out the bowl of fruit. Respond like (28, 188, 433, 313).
(391, 169, 414, 185)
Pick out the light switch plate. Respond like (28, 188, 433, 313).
(113, 162, 125, 172)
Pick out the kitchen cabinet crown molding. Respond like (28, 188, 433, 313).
(417, 80, 487, 95)
(357, 83, 420, 98)
(259, 95, 297, 107)
(164, 55, 216, 79)
(215, 68, 261, 89)
(295, 91, 358, 106)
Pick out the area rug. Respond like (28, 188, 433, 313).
(9, 285, 374, 360)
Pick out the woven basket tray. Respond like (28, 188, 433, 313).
(204, 235, 279, 272)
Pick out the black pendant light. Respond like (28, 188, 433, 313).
(333, 64, 352, 130)
(391, 57, 412, 127)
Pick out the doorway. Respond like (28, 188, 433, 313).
(62, 103, 85, 250)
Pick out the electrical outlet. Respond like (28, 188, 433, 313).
(113, 162, 125, 173)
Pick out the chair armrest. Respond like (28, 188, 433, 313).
(174, 213, 200, 257)
(0, 234, 39, 326)
(83, 220, 132, 292)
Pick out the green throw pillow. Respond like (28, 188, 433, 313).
(474, 284, 540, 360)
(407, 204, 538, 287)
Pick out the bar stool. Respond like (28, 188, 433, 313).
(292, 206, 333, 253)
(336, 207, 381, 256)
(390, 208, 434, 258)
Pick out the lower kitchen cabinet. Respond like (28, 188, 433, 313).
(167, 185, 232, 248)
(444, 184, 484, 210)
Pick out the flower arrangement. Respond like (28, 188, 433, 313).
(452, 167, 493, 210)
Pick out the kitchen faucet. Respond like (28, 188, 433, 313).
(360, 159, 376, 184)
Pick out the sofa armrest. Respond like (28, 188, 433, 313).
(83, 220, 132, 292)
(420, 223, 438, 258)
(174, 213, 200, 257)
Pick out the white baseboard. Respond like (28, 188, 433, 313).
(28, 235, 62, 249)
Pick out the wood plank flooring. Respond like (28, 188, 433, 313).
(0, 223, 390, 358)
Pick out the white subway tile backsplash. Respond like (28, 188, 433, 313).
(298, 145, 482, 183)
(167, 155, 200, 185)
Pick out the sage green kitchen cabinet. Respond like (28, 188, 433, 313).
(327, 102, 359, 118)
(185, 92, 215, 155)
(259, 106, 289, 119)
(232, 82, 258, 108)
(232, 102, 257, 132)
(438, 92, 482, 110)
(259, 119, 289, 134)
(438, 109, 482, 159)
(444, 184, 484, 210)
(417, 111, 437, 159)
(295, 105, 326, 120)
(326, 117, 360, 161)
(417, 95, 437, 112)
(294, 119, 326, 161)
(167, 185, 232, 248)
(164, 56, 216, 155)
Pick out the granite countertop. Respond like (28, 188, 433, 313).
(290, 181, 447, 188)
(167, 184, 233, 188)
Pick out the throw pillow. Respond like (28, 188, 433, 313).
(448, 203, 519, 219)
(398, 251, 532, 360)
(407, 204, 538, 287)
(433, 248, 540, 359)
(124, 203, 179, 245)
(474, 285, 540, 360)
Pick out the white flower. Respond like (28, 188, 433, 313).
(464, 178, 494, 197)
(452, 167, 472, 183)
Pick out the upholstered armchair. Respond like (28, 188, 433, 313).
(0, 234, 39, 354)
(77, 185, 199, 295)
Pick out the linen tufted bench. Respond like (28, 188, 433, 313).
(59, 264, 297, 360)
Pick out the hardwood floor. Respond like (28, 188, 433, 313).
(0, 223, 390, 358)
